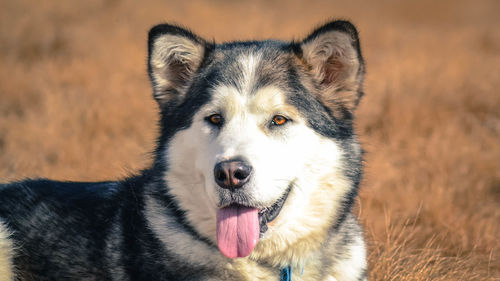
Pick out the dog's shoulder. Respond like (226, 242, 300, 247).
(0, 178, 133, 236)
(1, 179, 119, 207)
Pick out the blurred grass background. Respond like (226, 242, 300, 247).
(0, 0, 499, 279)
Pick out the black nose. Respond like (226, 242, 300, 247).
(214, 160, 252, 190)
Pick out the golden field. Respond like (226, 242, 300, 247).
(0, 0, 499, 280)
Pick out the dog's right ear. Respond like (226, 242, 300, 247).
(148, 24, 209, 106)
(297, 21, 365, 116)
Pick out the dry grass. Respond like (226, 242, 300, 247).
(1, 0, 499, 279)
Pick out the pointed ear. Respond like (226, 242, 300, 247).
(148, 24, 209, 106)
(298, 20, 365, 114)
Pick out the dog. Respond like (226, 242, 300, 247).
(0, 20, 367, 280)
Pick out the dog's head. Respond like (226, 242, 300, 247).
(148, 21, 364, 265)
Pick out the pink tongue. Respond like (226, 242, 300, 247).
(216, 205, 259, 258)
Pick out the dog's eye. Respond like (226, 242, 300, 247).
(271, 115, 288, 126)
(206, 114, 223, 126)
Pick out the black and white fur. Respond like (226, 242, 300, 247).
(0, 20, 367, 280)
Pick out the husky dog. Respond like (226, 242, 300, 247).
(0, 20, 367, 280)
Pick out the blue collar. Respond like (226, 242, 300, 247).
(280, 266, 292, 281)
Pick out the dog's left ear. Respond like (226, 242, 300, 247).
(148, 24, 210, 106)
(298, 21, 365, 114)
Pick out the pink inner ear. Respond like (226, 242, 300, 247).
(322, 55, 345, 86)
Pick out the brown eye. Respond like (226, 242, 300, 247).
(272, 115, 288, 126)
(207, 114, 223, 125)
